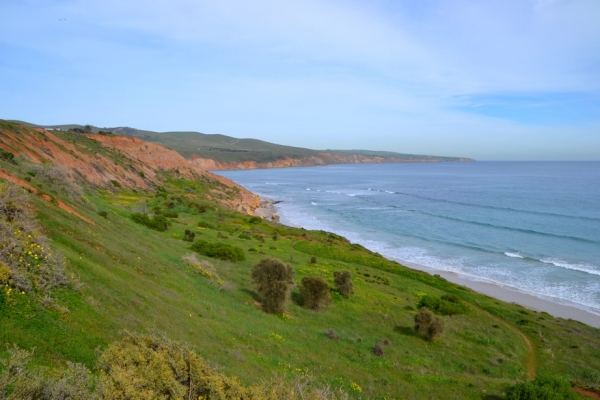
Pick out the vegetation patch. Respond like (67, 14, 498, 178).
(190, 240, 245, 262)
(130, 212, 168, 231)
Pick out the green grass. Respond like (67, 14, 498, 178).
(0, 151, 598, 398)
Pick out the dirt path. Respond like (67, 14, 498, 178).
(575, 388, 600, 399)
(470, 304, 536, 380)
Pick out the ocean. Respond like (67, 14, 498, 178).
(217, 162, 600, 316)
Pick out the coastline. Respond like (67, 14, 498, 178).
(255, 197, 600, 329)
(400, 260, 600, 329)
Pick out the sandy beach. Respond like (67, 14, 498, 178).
(258, 198, 600, 329)
(400, 260, 600, 329)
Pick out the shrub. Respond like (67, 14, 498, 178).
(163, 211, 178, 218)
(325, 329, 340, 341)
(97, 331, 255, 399)
(427, 317, 444, 341)
(190, 240, 245, 262)
(131, 213, 168, 231)
(310, 256, 317, 264)
(418, 294, 467, 316)
(217, 231, 229, 239)
(0, 149, 15, 162)
(238, 233, 252, 240)
(0, 182, 69, 295)
(414, 308, 434, 334)
(183, 229, 196, 242)
(197, 221, 215, 229)
(299, 276, 331, 310)
(26, 164, 83, 200)
(373, 344, 384, 357)
(333, 270, 354, 298)
(272, 232, 278, 241)
(251, 258, 295, 314)
(248, 216, 262, 224)
(182, 254, 223, 286)
(97, 211, 108, 219)
(506, 375, 578, 400)
(0, 345, 94, 399)
(414, 308, 444, 341)
(110, 179, 122, 188)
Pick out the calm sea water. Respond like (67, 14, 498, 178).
(217, 162, 600, 315)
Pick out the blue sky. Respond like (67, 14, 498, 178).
(1, 0, 599, 160)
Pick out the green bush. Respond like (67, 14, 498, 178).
(238, 233, 252, 240)
(190, 240, 245, 262)
(506, 375, 578, 400)
(0, 149, 15, 162)
(197, 221, 216, 229)
(163, 211, 178, 218)
(251, 258, 295, 314)
(131, 213, 168, 231)
(97, 211, 108, 219)
(418, 294, 467, 316)
(248, 216, 262, 224)
(299, 276, 331, 310)
(333, 270, 354, 298)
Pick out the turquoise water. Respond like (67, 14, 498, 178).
(217, 162, 600, 315)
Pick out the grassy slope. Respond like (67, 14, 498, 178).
(1, 140, 598, 398)
(10, 121, 470, 163)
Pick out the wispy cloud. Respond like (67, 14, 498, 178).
(1, 0, 599, 159)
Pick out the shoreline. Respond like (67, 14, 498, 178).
(400, 260, 600, 329)
(255, 197, 600, 329)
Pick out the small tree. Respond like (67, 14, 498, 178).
(299, 276, 331, 310)
(414, 308, 444, 341)
(333, 270, 354, 298)
(251, 258, 295, 314)
(427, 317, 444, 341)
(310, 256, 317, 264)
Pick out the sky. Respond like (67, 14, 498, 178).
(1, 0, 599, 160)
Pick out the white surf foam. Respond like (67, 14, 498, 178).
(504, 252, 524, 258)
(540, 258, 600, 276)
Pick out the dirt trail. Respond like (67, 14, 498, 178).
(575, 388, 600, 399)
(467, 303, 536, 380)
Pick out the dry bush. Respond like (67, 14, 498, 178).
(0, 345, 94, 400)
(28, 164, 83, 201)
(251, 258, 295, 314)
(333, 270, 354, 298)
(96, 331, 257, 399)
(325, 329, 340, 341)
(0, 182, 69, 295)
(299, 276, 331, 310)
(414, 308, 444, 341)
(182, 253, 224, 286)
(259, 374, 349, 400)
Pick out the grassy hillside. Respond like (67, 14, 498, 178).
(0, 125, 598, 399)
(11, 121, 472, 164)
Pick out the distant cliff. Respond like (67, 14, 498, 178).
(12, 121, 475, 169)
(189, 152, 474, 170)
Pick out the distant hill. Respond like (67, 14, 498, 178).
(11, 121, 474, 169)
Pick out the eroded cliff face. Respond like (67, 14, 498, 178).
(189, 153, 473, 170)
(0, 124, 260, 214)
